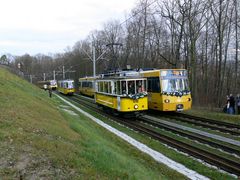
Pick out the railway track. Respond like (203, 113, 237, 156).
(60, 94, 240, 176)
(76, 93, 240, 136)
(138, 116, 240, 156)
(158, 112, 240, 136)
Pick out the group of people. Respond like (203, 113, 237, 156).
(121, 81, 144, 95)
(224, 94, 240, 115)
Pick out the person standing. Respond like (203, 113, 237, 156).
(48, 88, 52, 98)
(236, 94, 240, 114)
(229, 94, 235, 115)
(224, 95, 230, 114)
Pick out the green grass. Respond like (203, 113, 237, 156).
(153, 115, 240, 142)
(0, 67, 187, 179)
(184, 107, 240, 125)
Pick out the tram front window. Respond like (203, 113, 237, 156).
(162, 79, 189, 93)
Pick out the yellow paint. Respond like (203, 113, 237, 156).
(141, 69, 192, 111)
(79, 87, 95, 97)
(95, 93, 148, 112)
(141, 70, 160, 77)
(58, 87, 75, 95)
(148, 92, 192, 111)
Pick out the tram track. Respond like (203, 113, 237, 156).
(60, 93, 240, 176)
(138, 116, 240, 156)
(75, 93, 240, 137)
(157, 112, 240, 136)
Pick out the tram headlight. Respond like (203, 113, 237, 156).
(134, 104, 138, 109)
(164, 99, 170, 103)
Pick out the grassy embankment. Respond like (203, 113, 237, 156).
(0, 67, 186, 179)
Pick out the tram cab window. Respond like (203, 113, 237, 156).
(82, 81, 90, 88)
(89, 82, 93, 88)
(82, 82, 85, 87)
(127, 81, 135, 94)
(162, 78, 189, 92)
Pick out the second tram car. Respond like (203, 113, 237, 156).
(37, 80, 57, 90)
(95, 75, 148, 116)
(140, 69, 192, 111)
(79, 77, 95, 97)
(49, 80, 57, 90)
(36, 80, 50, 90)
(57, 79, 75, 95)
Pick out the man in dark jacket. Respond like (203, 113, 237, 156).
(229, 94, 235, 114)
(236, 94, 240, 114)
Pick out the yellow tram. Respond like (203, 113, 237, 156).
(49, 80, 57, 90)
(79, 77, 95, 97)
(57, 79, 75, 95)
(37, 80, 57, 90)
(140, 69, 192, 111)
(36, 80, 50, 90)
(95, 74, 148, 116)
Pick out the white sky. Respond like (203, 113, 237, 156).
(0, 0, 137, 56)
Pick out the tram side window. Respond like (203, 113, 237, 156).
(114, 81, 120, 95)
(136, 80, 145, 93)
(104, 82, 108, 93)
(144, 80, 147, 91)
(121, 81, 127, 94)
(109, 82, 112, 94)
(147, 77, 160, 92)
(114, 82, 116, 94)
(128, 81, 135, 94)
(148, 80, 152, 92)
(98, 82, 104, 92)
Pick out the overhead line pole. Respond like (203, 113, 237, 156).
(81, 44, 107, 78)
(63, 66, 65, 79)
(53, 70, 56, 80)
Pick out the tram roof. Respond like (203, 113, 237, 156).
(96, 76, 145, 81)
(58, 79, 74, 82)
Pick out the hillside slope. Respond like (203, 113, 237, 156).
(0, 67, 186, 179)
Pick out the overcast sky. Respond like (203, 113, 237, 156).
(0, 0, 137, 56)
